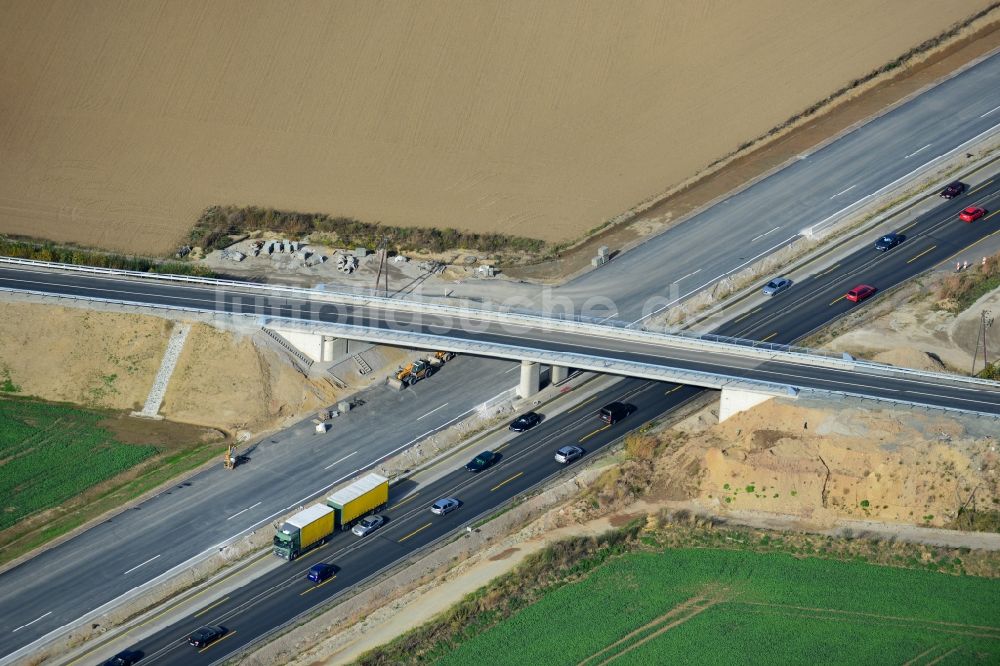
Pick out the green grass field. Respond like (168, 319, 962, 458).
(438, 549, 1000, 666)
(0, 398, 158, 530)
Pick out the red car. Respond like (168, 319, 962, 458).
(845, 284, 876, 302)
(959, 206, 986, 223)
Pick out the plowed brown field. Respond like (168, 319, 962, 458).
(0, 0, 992, 254)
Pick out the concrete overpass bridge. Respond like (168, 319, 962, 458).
(2, 258, 1000, 419)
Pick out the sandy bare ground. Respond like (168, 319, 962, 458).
(0, 301, 338, 431)
(0, 1, 993, 255)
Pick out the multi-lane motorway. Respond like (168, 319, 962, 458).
(29, 167, 1000, 666)
(1, 49, 999, 664)
(5, 229, 1000, 414)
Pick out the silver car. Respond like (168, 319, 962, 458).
(762, 277, 791, 296)
(554, 445, 584, 464)
(430, 497, 460, 515)
(352, 515, 385, 536)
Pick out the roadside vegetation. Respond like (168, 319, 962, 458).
(190, 205, 546, 257)
(356, 513, 1000, 665)
(0, 237, 214, 277)
(0, 395, 222, 567)
(936, 249, 1000, 313)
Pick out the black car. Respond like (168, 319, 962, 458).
(940, 181, 966, 199)
(874, 233, 902, 252)
(598, 402, 634, 425)
(465, 450, 497, 472)
(103, 651, 142, 666)
(188, 626, 226, 648)
(509, 411, 542, 432)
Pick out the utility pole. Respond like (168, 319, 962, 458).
(972, 309, 994, 376)
(373, 234, 390, 297)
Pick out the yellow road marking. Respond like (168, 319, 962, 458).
(760, 332, 778, 342)
(300, 575, 337, 595)
(906, 245, 937, 264)
(199, 630, 236, 653)
(733, 306, 762, 323)
(399, 522, 432, 543)
(942, 227, 1000, 263)
(829, 294, 845, 306)
(968, 179, 994, 195)
(567, 394, 600, 413)
(986, 210, 998, 220)
(193, 596, 229, 618)
(815, 263, 840, 277)
(898, 220, 919, 232)
(664, 385, 682, 396)
(491, 471, 524, 492)
(579, 424, 610, 443)
(392, 493, 419, 509)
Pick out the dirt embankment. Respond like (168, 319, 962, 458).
(0, 302, 338, 432)
(641, 399, 998, 530)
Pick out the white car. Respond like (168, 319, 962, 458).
(554, 445, 584, 464)
(430, 497, 460, 515)
(352, 515, 385, 536)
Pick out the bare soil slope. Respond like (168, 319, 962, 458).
(0, 303, 338, 431)
(0, 1, 992, 254)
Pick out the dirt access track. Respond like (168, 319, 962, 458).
(0, 1, 996, 257)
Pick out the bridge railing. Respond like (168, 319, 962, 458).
(3, 256, 1000, 391)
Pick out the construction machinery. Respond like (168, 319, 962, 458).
(223, 444, 239, 470)
(386, 352, 455, 390)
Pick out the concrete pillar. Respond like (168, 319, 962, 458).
(550, 365, 568, 384)
(718, 388, 774, 422)
(321, 336, 336, 362)
(517, 360, 540, 398)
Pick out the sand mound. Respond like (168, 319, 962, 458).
(871, 347, 946, 372)
(655, 399, 998, 528)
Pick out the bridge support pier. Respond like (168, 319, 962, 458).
(719, 387, 774, 422)
(518, 360, 540, 398)
(550, 365, 569, 385)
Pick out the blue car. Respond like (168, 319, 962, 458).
(307, 562, 337, 583)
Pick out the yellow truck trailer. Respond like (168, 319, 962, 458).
(326, 473, 389, 530)
(273, 504, 335, 560)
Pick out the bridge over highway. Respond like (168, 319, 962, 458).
(2, 259, 999, 417)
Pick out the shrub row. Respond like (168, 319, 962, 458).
(0, 237, 214, 277)
(190, 205, 546, 255)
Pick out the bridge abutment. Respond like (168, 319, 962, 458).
(719, 387, 774, 422)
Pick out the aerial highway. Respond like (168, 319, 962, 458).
(81, 173, 1000, 663)
(2, 50, 1000, 663)
(10, 166, 1000, 665)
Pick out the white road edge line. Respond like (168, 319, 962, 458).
(11, 612, 51, 633)
(981, 104, 1000, 118)
(324, 451, 359, 470)
(226, 501, 262, 520)
(122, 554, 161, 576)
(674, 268, 702, 283)
(904, 143, 931, 158)
(416, 403, 449, 421)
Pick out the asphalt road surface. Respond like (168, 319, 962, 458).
(92, 377, 702, 666)
(0, 355, 519, 660)
(2, 52, 999, 663)
(557, 50, 1000, 322)
(53, 173, 1000, 666)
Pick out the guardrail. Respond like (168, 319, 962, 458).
(3, 257, 1000, 391)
